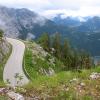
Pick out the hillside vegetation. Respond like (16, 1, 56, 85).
(0, 30, 12, 83)
(0, 31, 100, 99)
(22, 35, 100, 99)
(24, 41, 64, 80)
(0, 37, 100, 99)
(24, 68, 100, 100)
(23, 40, 100, 99)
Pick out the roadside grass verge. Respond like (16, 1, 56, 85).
(23, 47, 39, 80)
(23, 48, 32, 80)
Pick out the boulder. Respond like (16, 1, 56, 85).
(7, 91, 24, 100)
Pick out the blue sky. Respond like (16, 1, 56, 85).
(0, 0, 100, 18)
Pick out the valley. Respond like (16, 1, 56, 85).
(0, 4, 100, 100)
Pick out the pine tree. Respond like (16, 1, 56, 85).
(62, 39, 69, 58)
(52, 33, 61, 59)
(61, 39, 71, 70)
(37, 33, 50, 51)
(79, 51, 92, 69)
(0, 29, 3, 40)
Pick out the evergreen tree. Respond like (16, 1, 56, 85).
(62, 39, 70, 58)
(70, 51, 80, 70)
(37, 32, 92, 71)
(79, 51, 92, 69)
(37, 33, 50, 51)
(61, 39, 71, 70)
(52, 33, 61, 59)
(0, 29, 3, 40)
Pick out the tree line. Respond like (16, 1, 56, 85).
(0, 29, 3, 40)
(37, 33, 93, 71)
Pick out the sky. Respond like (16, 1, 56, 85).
(0, 0, 100, 19)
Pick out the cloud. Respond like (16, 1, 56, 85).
(41, 6, 100, 19)
(0, 0, 100, 18)
(0, 0, 52, 11)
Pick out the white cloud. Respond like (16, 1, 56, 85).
(41, 6, 100, 19)
(0, 0, 52, 11)
(0, 0, 100, 18)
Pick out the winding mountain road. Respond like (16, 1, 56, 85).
(3, 38, 29, 87)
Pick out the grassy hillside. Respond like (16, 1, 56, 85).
(22, 41, 100, 99)
(23, 67, 100, 99)
(24, 41, 64, 80)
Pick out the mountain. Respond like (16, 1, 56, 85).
(52, 15, 100, 56)
(63, 16, 100, 56)
(1, 6, 100, 56)
(77, 16, 100, 32)
(0, 5, 59, 39)
(52, 14, 81, 27)
(52, 14, 91, 27)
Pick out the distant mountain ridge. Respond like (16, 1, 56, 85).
(52, 15, 100, 56)
(0, 5, 58, 39)
(52, 14, 81, 26)
(1, 5, 100, 55)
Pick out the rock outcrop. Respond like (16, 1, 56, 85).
(0, 38, 11, 63)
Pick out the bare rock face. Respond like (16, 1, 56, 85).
(0, 88, 8, 95)
(7, 91, 24, 100)
(0, 39, 11, 63)
(0, 6, 41, 39)
(0, 87, 24, 100)
(0, 5, 55, 39)
(90, 72, 100, 79)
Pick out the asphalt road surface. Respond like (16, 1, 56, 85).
(3, 38, 29, 87)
